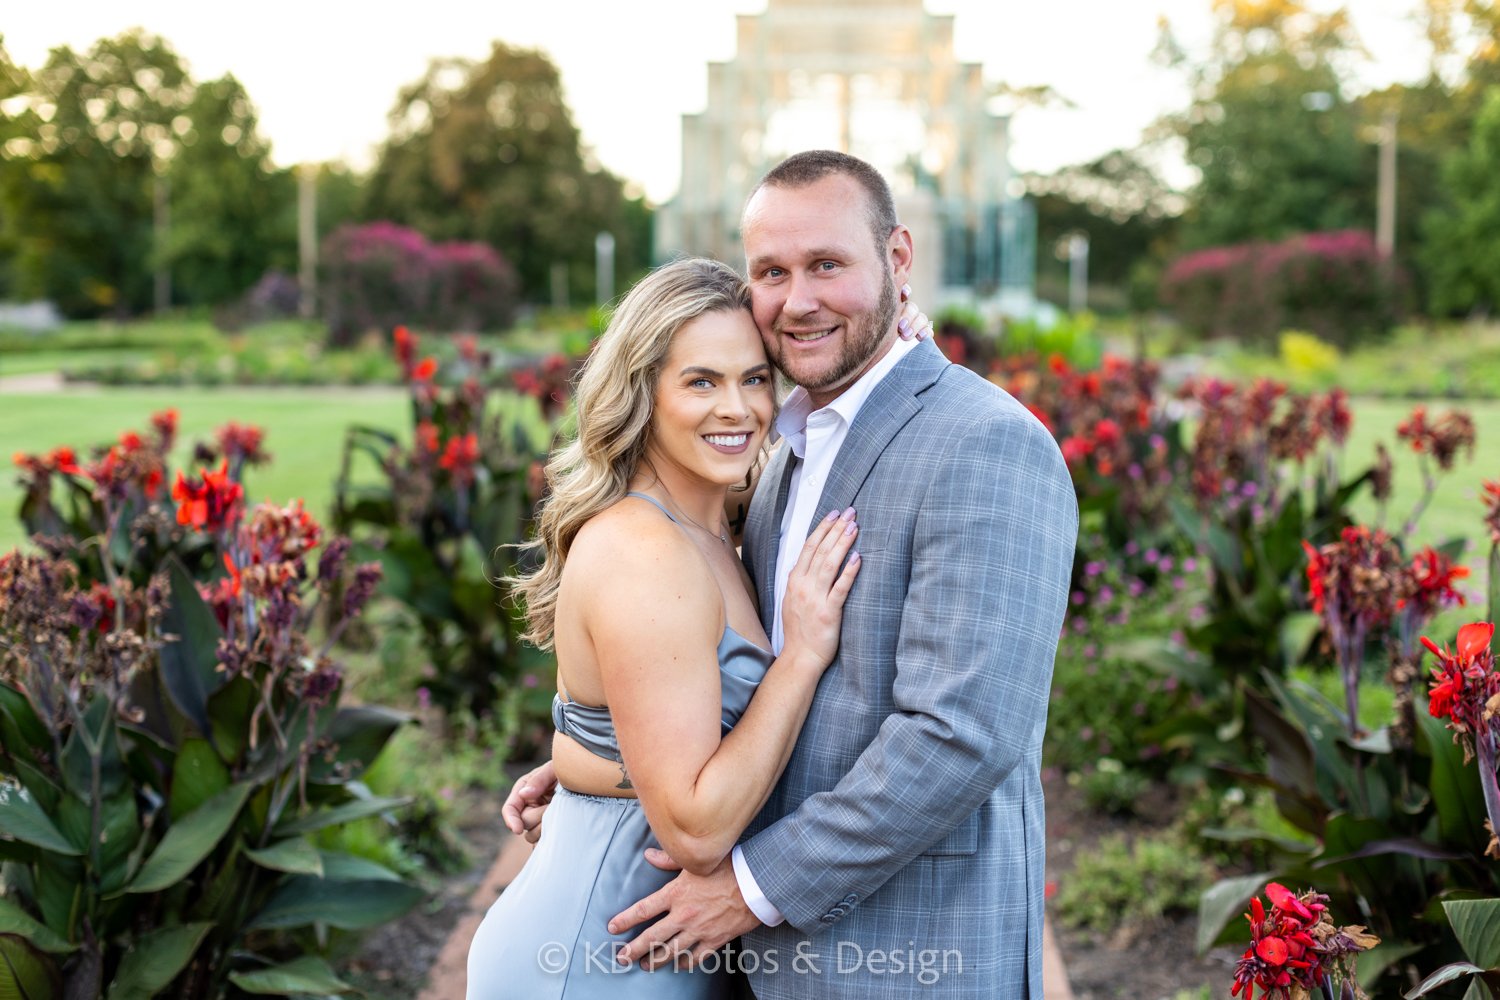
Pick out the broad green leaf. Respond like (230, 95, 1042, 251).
(1489, 545, 1499, 624)
(128, 784, 251, 894)
(60, 695, 124, 802)
(273, 795, 409, 837)
(1418, 711, 1489, 856)
(0, 784, 82, 856)
(1446, 899, 1500, 969)
(105, 923, 212, 1000)
(0, 898, 74, 954)
(228, 955, 354, 994)
(0, 682, 48, 752)
(0, 933, 62, 1000)
(1405, 961, 1487, 998)
(308, 705, 413, 784)
(1196, 871, 1273, 955)
(318, 851, 402, 882)
(33, 859, 81, 937)
(158, 556, 225, 739)
(1279, 612, 1321, 670)
(248, 877, 423, 930)
(1356, 940, 1422, 988)
(169, 739, 230, 821)
(205, 676, 257, 766)
(96, 791, 142, 895)
(243, 839, 322, 877)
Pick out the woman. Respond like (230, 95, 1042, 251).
(465, 258, 866, 999)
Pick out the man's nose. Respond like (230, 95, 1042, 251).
(783, 272, 818, 316)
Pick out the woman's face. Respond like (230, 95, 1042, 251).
(646, 308, 774, 489)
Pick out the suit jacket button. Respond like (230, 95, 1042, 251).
(842, 894, 857, 905)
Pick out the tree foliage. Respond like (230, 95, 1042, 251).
(0, 30, 293, 317)
(362, 42, 650, 304)
(1027, 147, 1182, 303)
(1421, 86, 1500, 314)
(1159, 0, 1373, 251)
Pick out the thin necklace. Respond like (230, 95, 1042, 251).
(657, 484, 729, 545)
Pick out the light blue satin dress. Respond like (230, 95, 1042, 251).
(466, 494, 773, 999)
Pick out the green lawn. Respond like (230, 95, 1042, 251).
(1, 386, 411, 552)
(1340, 398, 1500, 560)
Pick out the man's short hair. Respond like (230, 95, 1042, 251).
(753, 150, 898, 255)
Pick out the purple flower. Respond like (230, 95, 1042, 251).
(1173, 576, 1187, 590)
(1183, 558, 1198, 573)
(1085, 561, 1106, 578)
(1125, 540, 1139, 556)
(1160, 557, 1175, 573)
(1145, 548, 1160, 565)
(1098, 586, 1115, 604)
(1241, 481, 1259, 498)
(1071, 591, 1086, 606)
(1128, 579, 1146, 597)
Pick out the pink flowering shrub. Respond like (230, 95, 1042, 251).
(1161, 230, 1405, 348)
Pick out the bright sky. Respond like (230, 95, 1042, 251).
(3, 0, 1436, 202)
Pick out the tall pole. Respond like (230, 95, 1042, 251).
(594, 231, 615, 306)
(1067, 233, 1089, 315)
(298, 163, 318, 319)
(1377, 110, 1398, 257)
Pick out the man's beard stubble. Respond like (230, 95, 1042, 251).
(769, 270, 899, 395)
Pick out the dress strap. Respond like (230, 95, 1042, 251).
(623, 491, 680, 524)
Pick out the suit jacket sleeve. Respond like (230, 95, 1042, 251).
(738, 407, 1078, 934)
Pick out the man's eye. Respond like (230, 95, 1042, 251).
(818, 261, 837, 271)
(764, 268, 784, 279)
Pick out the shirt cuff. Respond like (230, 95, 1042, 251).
(731, 844, 785, 927)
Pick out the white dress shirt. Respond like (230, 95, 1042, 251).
(733, 333, 922, 926)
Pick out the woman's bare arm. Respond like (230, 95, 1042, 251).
(575, 505, 859, 875)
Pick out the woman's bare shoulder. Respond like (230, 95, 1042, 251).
(567, 497, 720, 644)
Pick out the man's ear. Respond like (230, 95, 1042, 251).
(888, 225, 914, 288)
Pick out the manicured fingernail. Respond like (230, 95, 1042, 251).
(850, 551, 860, 562)
(897, 316, 911, 334)
(901, 283, 912, 299)
(840, 507, 856, 520)
(607, 921, 618, 934)
(844, 520, 857, 536)
(824, 509, 840, 521)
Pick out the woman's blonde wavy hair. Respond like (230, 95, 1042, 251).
(511, 257, 754, 649)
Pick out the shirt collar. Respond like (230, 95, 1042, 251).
(775, 334, 921, 457)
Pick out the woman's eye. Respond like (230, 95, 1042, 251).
(690, 378, 714, 389)
(744, 375, 768, 387)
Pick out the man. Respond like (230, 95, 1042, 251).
(510, 151, 1076, 998)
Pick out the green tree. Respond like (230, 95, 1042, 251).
(0, 30, 193, 316)
(0, 31, 295, 317)
(1026, 148, 1183, 306)
(1421, 86, 1500, 314)
(363, 41, 650, 304)
(0, 36, 37, 299)
(162, 74, 295, 306)
(1159, 1, 1373, 250)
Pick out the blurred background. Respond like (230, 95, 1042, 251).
(3, 4, 1500, 999)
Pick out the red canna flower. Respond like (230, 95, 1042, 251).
(216, 422, 269, 466)
(413, 357, 439, 382)
(415, 421, 440, 456)
(393, 325, 416, 374)
(1231, 884, 1375, 1000)
(172, 460, 244, 534)
(439, 432, 481, 488)
(151, 408, 179, 450)
(48, 447, 82, 476)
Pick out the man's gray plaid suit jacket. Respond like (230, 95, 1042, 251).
(737, 339, 1077, 999)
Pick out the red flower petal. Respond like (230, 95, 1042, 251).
(1457, 622, 1494, 662)
(1256, 936, 1289, 965)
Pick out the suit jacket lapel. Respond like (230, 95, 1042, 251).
(814, 339, 949, 519)
(746, 444, 796, 633)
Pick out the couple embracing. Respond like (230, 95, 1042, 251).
(465, 150, 1077, 999)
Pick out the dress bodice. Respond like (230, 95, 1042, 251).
(549, 491, 773, 764)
